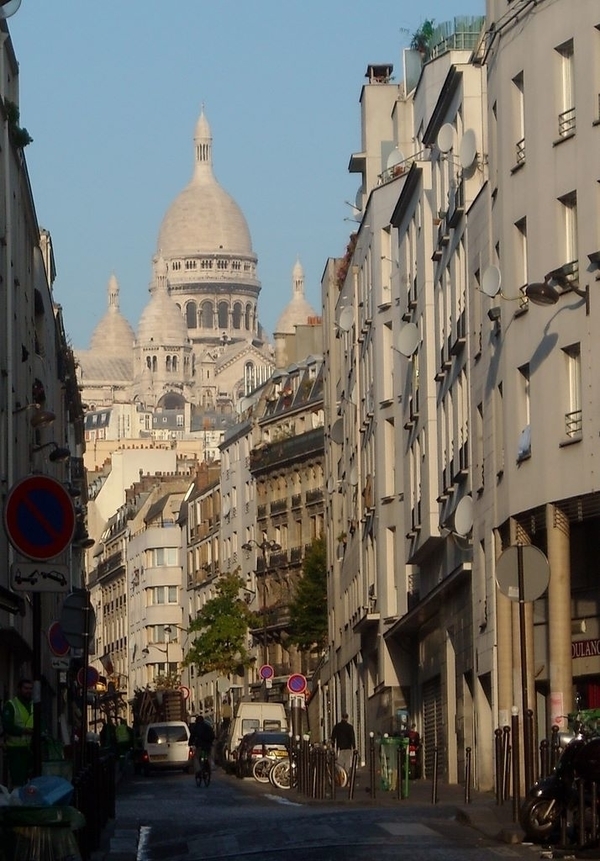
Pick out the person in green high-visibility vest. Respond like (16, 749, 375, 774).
(2, 678, 34, 787)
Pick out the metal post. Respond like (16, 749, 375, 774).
(592, 781, 598, 846)
(369, 733, 376, 799)
(511, 710, 521, 824)
(503, 725, 511, 803)
(465, 747, 472, 804)
(517, 545, 532, 794)
(540, 738, 549, 779)
(431, 747, 439, 804)
(495, 728, 503, 804)
(348, 749, 358, 800)
(524, 708, 534, 791)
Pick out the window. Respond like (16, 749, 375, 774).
(563, 343, 582, 439)
(516, 364, 531, 461)
(186, 302, 197, 329)
(153, 547, 178, 566)
(514, 217, 528, 290)
(149, 586, 178, 605)
(556, 40, 575, 137)
(512, 71, 525, 166)
(218, 301, 228, 328)
(559, 191, 578, 265)
(200, 300, 214, 329)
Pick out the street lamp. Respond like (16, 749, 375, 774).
(241, 534, 281, 667)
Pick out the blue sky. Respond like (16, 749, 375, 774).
(10, 0, 485, 349)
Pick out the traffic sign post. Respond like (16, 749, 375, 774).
(11, 561, 69, 592)
(287, 673, 307, 695)
(4, 475, 76, 562)
(47, 621, 71, 657)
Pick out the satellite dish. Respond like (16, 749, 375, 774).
(337, 306, 354, 332)
(386, 147, 406, 170)
(222, 499, 231, 518)
(454, 495, 474, 537)
(396, 323, 419, 357)
(0, 0, 22, 18)
(437, 123, 455, 154)
(354, 188, 363, 212)
(481, 265, 502, 298)
(459, 128, 477, 170)
(326, 477, 336, 494)
(330, 418, 344, 445)
(349, 466, 359, 487)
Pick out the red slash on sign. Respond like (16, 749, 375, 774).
(4, 475, 76, 561)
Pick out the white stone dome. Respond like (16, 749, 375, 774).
(275, 259, 318, 334)
(89, 274, 134, 355)
(137, 257, 189, 345)
(157, 109, 253, 256)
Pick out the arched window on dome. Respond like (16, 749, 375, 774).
(218, 301, 229, 329)
(200, 300, 214, 329)
(172, 355, 178, 371)
(146, 356, 152, 370)
(166, 355, 172, 372)
(186, 301, 197, 329)
(152, 356, 157, 372)
(244, 362, 256, 395)
(245, 303, 252, 331)
(232, 302, 242, 330)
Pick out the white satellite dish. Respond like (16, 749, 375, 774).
(481, 265, 502, 298)
(354, 188, 363, 212)
(454, 495, 474, 537)
(349, 466, 359, 487)
(222, 499, 231, 518)
(0, 0, 22, 18)
(437, 123, 455, 154)
(326, 477, 336, 494)
(337, 306, 354, 332)
(396, 323, 419, 357)
(386, 147, 406, 170)
(330, 418, 344, 445)
(459, 128, 477, 170)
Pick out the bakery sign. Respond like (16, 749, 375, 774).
(572, 639, 600, 659)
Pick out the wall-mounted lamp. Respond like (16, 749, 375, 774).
(525, 278, 589, 315)
(487, 307, 501, 322)
(31, 441, 71, 463)
(13, 403, 56, 429)
(72, 520, 94, 549)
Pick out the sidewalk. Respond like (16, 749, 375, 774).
(90, 774, 525, 860)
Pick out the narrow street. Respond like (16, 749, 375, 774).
(101, 766, 539, 861)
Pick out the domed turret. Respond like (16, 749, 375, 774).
(157, 109, 253, 256)
(137, 256, 189, 345)
(89, 274, 134, 355)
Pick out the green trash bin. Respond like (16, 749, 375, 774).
(379, 736, 408, 793)
(0, 805, 85, 861)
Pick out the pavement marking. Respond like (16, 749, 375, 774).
(378, 822, 441, 837)
(263, 793, 304, 806)
(137, 824, 152, 860)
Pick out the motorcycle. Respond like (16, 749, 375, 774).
(520, 717, 600, 844)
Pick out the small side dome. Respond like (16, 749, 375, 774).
(89, 274, 134, 355)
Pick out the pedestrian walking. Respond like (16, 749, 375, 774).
(331, 712, 355, 774)
(2, 678, 34, 787)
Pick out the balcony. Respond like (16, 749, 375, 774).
(270, 498, 287, 515)
(306, 488, 323, 505)
(249, 427, 324, 474)
(97, 551, 124, 582)
(558, 106, 576, 139)
(291, 493, 302, 509)
(565, 409, 582, 440)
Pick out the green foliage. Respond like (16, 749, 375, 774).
(410, 19, 435, 53)
(288, 535, 328, 652)
(183, 572, 254, 676)
(153, 670, 181, 690)
(4, 99, 33, 148)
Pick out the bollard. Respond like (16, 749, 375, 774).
(396, 745, 402, 801)
(524, 709, 534, 793)
(369, 733, 376, 799)
(578, 780, 586, 849)
(464, 747, 472, 805)
(511, 711, 520, 824)
(539, 739, 549, 780)
(431, 747, 439, 805)
(494, 729, 503, 804)
(348, 749, 358, 800)
(401, 740, 409, 800)
(550, 725, 561, 770)
(502, 726, 511, 804)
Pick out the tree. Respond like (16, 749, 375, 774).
(183, 573, 254, 676)
(288, 535, 328, 652)
(410, 19, 435, 55)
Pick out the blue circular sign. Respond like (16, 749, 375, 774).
(4, 475, 76, 561)
(259, 664, 274, 680)
(287, 673, 307, 694)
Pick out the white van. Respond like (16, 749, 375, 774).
(141, 721, 193, 774)
(224, 702, 288, 769)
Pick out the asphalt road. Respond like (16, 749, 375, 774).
(107, 766, 539, 861)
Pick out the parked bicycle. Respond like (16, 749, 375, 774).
(268, 755, 347, 790)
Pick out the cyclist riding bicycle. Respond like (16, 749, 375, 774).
(189, 715, 215, 780)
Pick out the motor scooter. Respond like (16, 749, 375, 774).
(520, 718, 600, 844)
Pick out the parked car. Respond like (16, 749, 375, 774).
(235, 730, 290, 778)
(223, 701, 288, 771)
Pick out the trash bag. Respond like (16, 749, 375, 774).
(19, 776, 74, 807)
